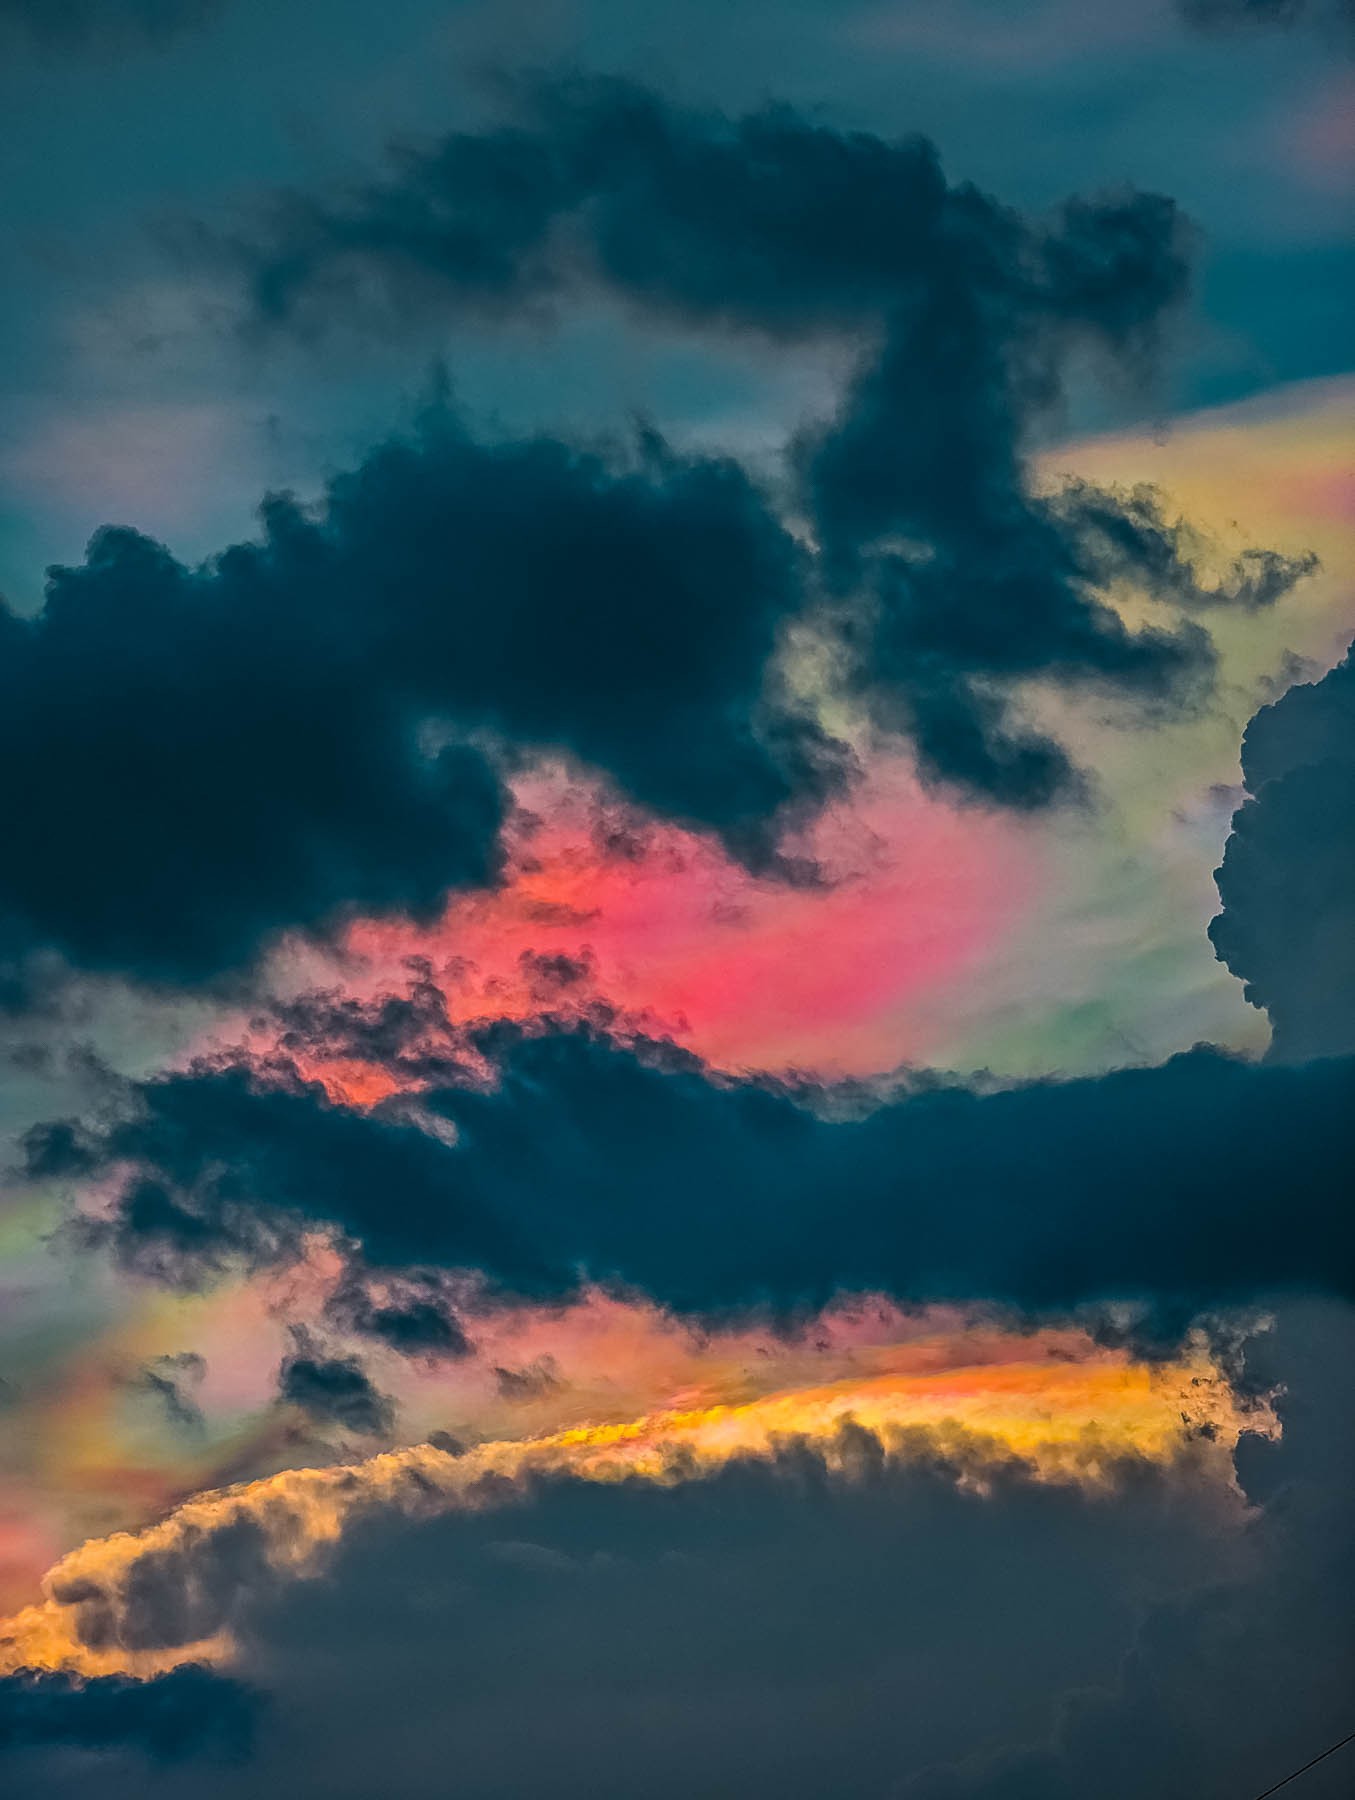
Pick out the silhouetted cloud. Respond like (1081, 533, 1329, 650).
(209, 77, 1313, 810)
(0, 412, 838, 984)
(324, 1264, 472, 1359)
(277, 1332, 395, 1435)
(34, 1020, 1354, 1321)
(904, 1301, 1355, 1797)
(1210, 642, 1355, 1061)
(0, 84, 1310, 993)
(0, 1664, 256, 1760)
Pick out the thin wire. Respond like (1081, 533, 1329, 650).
(1249, 1727, 1355, 1799)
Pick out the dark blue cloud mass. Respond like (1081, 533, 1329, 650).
(28, 618, 1355, 1332)
(0, 415, 834, 984)
(219, 75, 1294, 808)
(1211, 641, 1355, 1062)
(31, 1020, 1354, 1333)
(0, 1664, 257, 1760)
(0, 77, 1316, 993)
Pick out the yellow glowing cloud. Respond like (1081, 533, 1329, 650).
(0, 1330, 1270, 1682)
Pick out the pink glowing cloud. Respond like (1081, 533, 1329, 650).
(251, 754, 1039, 1095)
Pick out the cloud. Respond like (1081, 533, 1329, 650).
(903, 1300, 1355, 1798)
(34, 1017, 1355, 1321)
(205, 75, 1311, 810)
(0, 83, 1310, 993)
(1178, 0, 1355, 39)
(492, 1354, 563, 1402)
(323, 1264, 472, 1359)
(1210, 641, 1355, 1061)
(0, 410, 839, 985)
(1044, 481, 1319, 611)
(0, 1330, 1255, 1685)
(136, 1353, 208, 1435)
(3, 1309, 1338, 1800)
(276, 1332, 395, 1436)
(200, 1447, 1243, 1799)
(0, 1664, 255, 1760)
(227, 74, 1181, 351)
(0, 0, 226, 50)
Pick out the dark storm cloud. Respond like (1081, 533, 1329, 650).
(209, 76, 1317, 810)
(0, 0, 225, 50)
(0, 412, 836, 985)
(276, 1332, 395, 1436)
(0, 1396, 1260, 1798)
(1210, 642, 1355, 1061)
(0, 1664, 256, 1760)
(905, 1300, 1355, 1799)
(34, 1018, 1355, 1319)
(236, 1438, 1240, 1800)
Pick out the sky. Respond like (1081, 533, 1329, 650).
(0, 1, 1351, 1794)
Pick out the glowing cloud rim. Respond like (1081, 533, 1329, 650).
(0, 1334, 1272, 1683)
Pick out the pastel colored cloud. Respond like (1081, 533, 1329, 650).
(0, 1316, 1263, 1682)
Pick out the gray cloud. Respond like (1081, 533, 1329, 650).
(203, 76, 1315, 810)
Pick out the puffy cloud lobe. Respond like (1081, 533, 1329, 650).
(797, 197, 1311, 800)
(1210, 644, 1355, 1061)
(0, 415, 837, 983)
(0, 1665, 256, 1759)
(220, 77, 1307, 808)
(229, 77, 1187, 367)
(36, 1021, 1355, 1319)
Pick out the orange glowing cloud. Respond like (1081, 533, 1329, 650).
(0, 1321, 1270, 1683)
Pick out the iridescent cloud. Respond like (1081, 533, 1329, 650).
(0, 1312, 1264, 1682)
